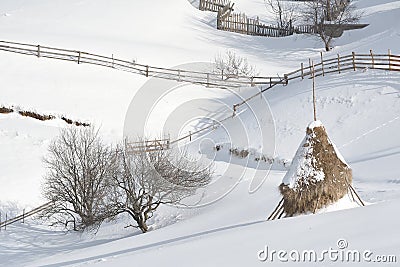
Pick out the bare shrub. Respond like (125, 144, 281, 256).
(109, 143, 213, 233)
(42, 126, 117, 231)
(214, 51, 258, 79)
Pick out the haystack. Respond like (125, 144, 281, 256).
(279, 120, 352, 217)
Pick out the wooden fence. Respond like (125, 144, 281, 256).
(199, 0, 232, 12)
(233, 50, 400, 110)
(126, 138, 171, 153)
(217, 11, 317, 37)
(0, 40, 284, 89)
(0, 201, 54, 230)
(284, 50, 400, 82)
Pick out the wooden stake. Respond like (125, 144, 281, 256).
(301, 62, 304, 79)
(370, 49, 375, 68)
(352, 52, 356, 71)
(77, 51, 81, 64)
(349, 184, 365, 206)
(312, 61, 317, 122)
(337, 54, 341, 74)
(388, 49, 392, 71)
(267, 198, 284, 220)
(37, 45, 41, 58)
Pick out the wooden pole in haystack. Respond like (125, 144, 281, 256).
(312, 61, 317, 122)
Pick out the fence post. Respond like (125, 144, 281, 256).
(352, 52, 356, 71)
(337, 54, 341, 74)
(145, 65, 149, 77)
(22, 209, 25, 224)
(5, 213, 7, 231)
(388, 49, 392, 71)
(207, 73, 210, 87)
(112, 54, 115, 68)
(301, 62, 304, 79)
(178, 70, 181, 82)
(221, 69, 224, 80)
(370, 49, 375, 69)
(320, 51, 325, 76)
(250, 77, 254, 87)
(37, 45, 41, 58)
(77, 51, 81, 64)
(284, 74, 288, 85)
(189, 131, 192, 142)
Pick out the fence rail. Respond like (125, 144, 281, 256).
(0, 40, 286, 89)
(0, 201, 54, 230)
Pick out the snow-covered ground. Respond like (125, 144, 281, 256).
(1, 0, 400, 266)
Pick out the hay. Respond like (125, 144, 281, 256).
(279, 121, 352, 217)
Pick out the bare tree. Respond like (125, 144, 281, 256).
(303, 0, 361, 51)
(214, 51, 258, 79)
(109, 144, 213, 233)
(42, 127, 117, 231)
(265, 0, 298, 30)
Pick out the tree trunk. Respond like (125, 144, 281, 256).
(137, 217, 148, 233)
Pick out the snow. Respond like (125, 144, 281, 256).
(1, 0, 400, 266)
(281, 126, 326, 189)
(308, 120, 323, 129)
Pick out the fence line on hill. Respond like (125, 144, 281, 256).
(0, 40, 284, 89)
(1, 42, 396, 149)
(0, 202, 54, 230)
(199, 0, 317, 38)
(217, 10, 317, 37)
(136, 50, 400, 150)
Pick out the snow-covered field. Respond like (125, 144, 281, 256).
(1, 0, 400, 266)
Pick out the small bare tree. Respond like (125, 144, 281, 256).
(265, 0, 298, 30)
(303, 0, 361, 51)
(214, 51, 258, 79)
(109, 144, 212, 233)
(42, 127, 117, 231)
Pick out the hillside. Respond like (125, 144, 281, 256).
(0, 0, 399, 266)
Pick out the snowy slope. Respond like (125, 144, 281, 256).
(1, 0, 400, 266)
